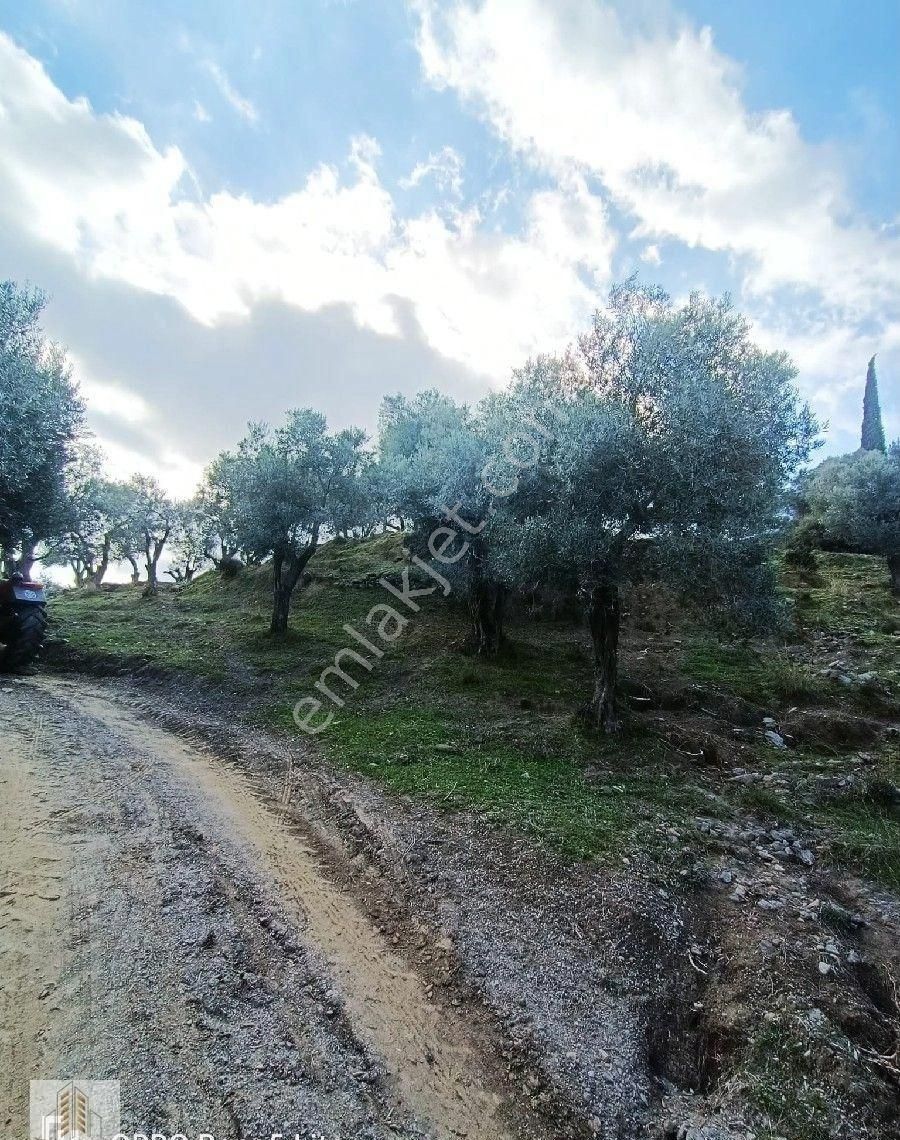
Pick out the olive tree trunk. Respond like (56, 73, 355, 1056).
(19, 544, 37, 578)
(143, 538, 165, 596)
(270, 538, 318, 635)
(90, 536, 112, 587)
(469, 578, 506, 655)
(142, 526, 172, 597)
(467, 540, 506, 655)
(143, 565, 159, 596)
(583, 581, 621, 732)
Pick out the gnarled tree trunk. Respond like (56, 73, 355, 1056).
(142, 530, 171, 598)
(583, 580, 621, 732)
(143, 568, 158, 597)
(270, 562, 296, 634)
(270, 534, 318, 635)
(91, 536, 112, 588)
(469, 577, 506, 655)
(143, 549, 160, 596)
(467, 542, 505, 655)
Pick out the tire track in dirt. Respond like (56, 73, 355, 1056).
(32, 676, 515, 1140)
(0, 705, 71, 1132)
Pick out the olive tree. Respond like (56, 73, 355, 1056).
(197, 453, 244, 566)
(797, 447, 900, 593)
(228, 409, 369, 634)
(124, 475, 176, 596)
(52, 470, 175, 589)
(49, 451, 141, 587)
(331, 453, 378, 538)
(165, 502, 212, 584)
(377, 391, 463, 532)
(90, 480, 146, 586)
(502, 283, 818, 731)
(0, 281, 83, 573)
(379, 390, 522, 654)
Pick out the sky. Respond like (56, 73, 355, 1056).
(0, 0, 897, 498)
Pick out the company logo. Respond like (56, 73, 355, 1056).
(30, 1081, 121, 1140)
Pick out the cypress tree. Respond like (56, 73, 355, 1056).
(861, 355, 886, 452)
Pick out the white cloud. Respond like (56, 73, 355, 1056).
(0, 32, 617, 384)
(400, 145, 465, 196)
(6, 6, 892, 476)
(202, 59, 258, 125)
(97, 435, 204, 499)
(410, 0, 899, 443)
(79, 376, 150, 424)
(0, 40, 188, 262)
(193, 99, 211, 124)
(71, 360, 200, 497)
(388, 173, 614, 373)
(413, 1, 899, 301)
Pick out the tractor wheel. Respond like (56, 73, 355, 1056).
(0, 607, 48, 672)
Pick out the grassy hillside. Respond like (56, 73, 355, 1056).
(46, 540, 900, 1138)
(48, 538, 900, 887)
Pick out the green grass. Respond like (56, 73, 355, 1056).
(48, 541, 899, 884)
(788, 552, 900, 698)
(430, 635, 591, 703)
(791, 552, 897, 637)
(746, 1023, 836, 1140)
(49, 562, 435, 699)
(736, 786, 900, 892)
(684, 639, 832, 706)
(305, 530, 412, 580)
(817, 799, 900, 891)
(728, 737, 900, 890)
(326, 703, 713, 860)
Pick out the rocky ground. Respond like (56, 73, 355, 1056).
(2, 666, 897, 1140)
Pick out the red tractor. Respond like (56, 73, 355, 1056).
(0, 572, 48, 671)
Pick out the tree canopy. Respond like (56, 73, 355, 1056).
(123, 475, 177, 596)
(2, 271, 838, 739)
(798, 447, 900, 594)
(499, 283, 819, 728)
(0, 281, 84, 573)
(378, 390, 518, 653)
(221, 409, 369, 632)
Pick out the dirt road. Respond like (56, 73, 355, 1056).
(5, 668, 897, 1140)
(0, 675, 519, 1140)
